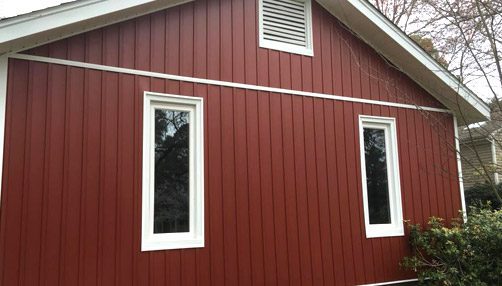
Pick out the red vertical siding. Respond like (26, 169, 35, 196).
(0, 0, 464, 285)
(0, 60, 461, 286)
(25, 0, 445, 111)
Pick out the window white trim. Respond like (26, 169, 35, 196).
(258, 0, 314, 56)
(359, 115, 404, 238)
(142, 92, 204, 251)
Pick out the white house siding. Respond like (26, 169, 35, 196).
(460, 139, 495, 189)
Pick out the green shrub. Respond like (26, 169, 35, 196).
(465, 184, 501, 211)
(401, 207, 502, 285)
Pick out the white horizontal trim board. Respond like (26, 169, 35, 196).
(357, 278, 418, 286)
(10, 53, 451, 114)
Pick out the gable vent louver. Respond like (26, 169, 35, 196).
(259, 0, 313, 56)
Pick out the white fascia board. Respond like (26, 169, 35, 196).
(316, 0, 490, 124)
(0, 0, 193, 55)
(346, 0, 489, 117)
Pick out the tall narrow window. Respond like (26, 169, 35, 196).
(258, 0, 313, 56)
(359, 116, 404, 238)
(142, 92, 204, 251)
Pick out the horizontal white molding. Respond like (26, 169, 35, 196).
(10, 53, 451, 114)
(358, 278, 418, 286)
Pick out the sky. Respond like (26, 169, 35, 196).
(0, 0, 497, 103)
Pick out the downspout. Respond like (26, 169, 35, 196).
(453, 116, 467, 221)
(491, 138, 499, 185)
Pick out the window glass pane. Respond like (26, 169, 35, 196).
(364, 128, 391, 224)
(154, 109, 190, 233)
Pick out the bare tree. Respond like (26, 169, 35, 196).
(369, 0, 502, 205)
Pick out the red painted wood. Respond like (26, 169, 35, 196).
(2, 0, 464, 285)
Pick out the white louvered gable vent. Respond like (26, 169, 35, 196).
(259, 0, 313, 56)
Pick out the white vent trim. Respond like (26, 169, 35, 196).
(259, 0, 314, 56)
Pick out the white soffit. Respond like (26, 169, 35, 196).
(317, 0, 490, 124)
(0, 0, 193, 55)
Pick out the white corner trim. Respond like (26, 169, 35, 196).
(141, 92, 204, 251)
(346, 0, 490, 120)
(0, 56, 8, 206)
(9, 53, 451, 114)
(358, 115, 404, 238)
(453, 116, 467, 221)
(357, 278, 418, 286)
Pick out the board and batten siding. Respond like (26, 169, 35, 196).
(0, 0, 462, 285)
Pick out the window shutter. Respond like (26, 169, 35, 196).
(259, 0, 313, 56)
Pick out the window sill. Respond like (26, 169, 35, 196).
(141, 237, 205, 251)
(365, 225, 404, 238)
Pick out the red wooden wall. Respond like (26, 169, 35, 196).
(0, 0, 462, 285)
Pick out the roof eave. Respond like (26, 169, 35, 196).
(317, 0, 490, 124)
(0, 0, 193, 56)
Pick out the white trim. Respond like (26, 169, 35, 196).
(357, 278, 418, 286)
(359, 115, 404, 238)
(141, 92, 204, 251)
(258, 0, 314, 56)
(491, 139, 499, 185)
(0, 0, 193, 55)
(9, 53, 451, 114)
(346, 0, 488, 118)
(453, 116, 467, 221)
(316, 0, 490, 123)
(0, 56, 7, 206)
(0, 0, 488, 122)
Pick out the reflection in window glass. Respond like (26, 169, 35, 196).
(363, 128, 391, 224)
(154, 109, 189, 233)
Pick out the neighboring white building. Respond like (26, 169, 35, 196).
(460, 105, 502, 188)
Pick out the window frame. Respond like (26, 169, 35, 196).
(358, 115, 404, 238)
(142, 92, 204, 251)
(258, 0, 314, 56)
